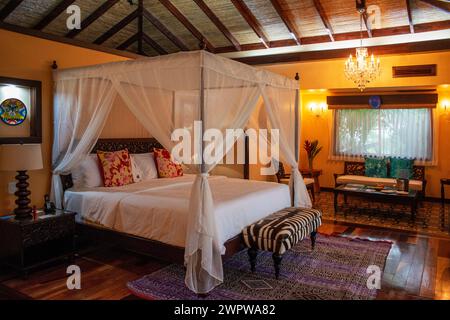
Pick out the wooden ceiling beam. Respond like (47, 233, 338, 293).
(0, 0, 24, 21)
(143, 33, 167, 55)
(406, 0, 415, 33)
(270, 0, 301, 45)
(312, 0, 334, 41)
(137, 0, 143, 55)
(215, 20, 450, 53)
(0, 21, 141, 58)
(94, 9, 138, 45)
(158, 0, 214, 52)
(34, 0, 76, 30)
(231, 0, 270, 48)
(66, 0, 119, 38)
(143, 9, 189, 51)
(116, 33, 138, 50)
(419, 0, 450, 12)
(193, 0, 241, 51)
(234, 39, 450, 65)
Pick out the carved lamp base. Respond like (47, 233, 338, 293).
(14, 170, 32, 220)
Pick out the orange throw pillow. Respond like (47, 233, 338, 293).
(97, 149, 134, 187)
(153, 148, 183, 178)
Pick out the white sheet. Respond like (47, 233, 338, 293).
(65, 175, 290, 249)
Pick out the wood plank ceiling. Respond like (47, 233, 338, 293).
(0, 0, 449, 58)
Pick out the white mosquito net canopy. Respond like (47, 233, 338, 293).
(51, 50, 311, 294)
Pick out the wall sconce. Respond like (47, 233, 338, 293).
(308, 102, 327, 117)
(442, 100, 449, 113)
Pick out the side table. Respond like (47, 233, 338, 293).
(300, 169, 322, 193)
(0, 209, 76, 276)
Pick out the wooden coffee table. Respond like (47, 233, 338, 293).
(334, 184, 419, 223)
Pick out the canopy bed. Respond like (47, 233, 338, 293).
(51, 50, 311, 294)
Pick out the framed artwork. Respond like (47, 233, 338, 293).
(0, 76, 42, 144)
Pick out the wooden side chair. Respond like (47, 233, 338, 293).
(275, 161, 315, 202)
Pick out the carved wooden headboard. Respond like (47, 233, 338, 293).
(60, 138, 163, 191)
(60, 137, 250, 191)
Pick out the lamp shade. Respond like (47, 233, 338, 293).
(0, 144, 43, 171)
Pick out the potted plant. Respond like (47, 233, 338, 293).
(303, 139, 322, 171)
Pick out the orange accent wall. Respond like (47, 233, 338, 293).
(262, 51, 450, 198)
(0, 29, 130, 215)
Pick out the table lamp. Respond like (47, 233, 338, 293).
(0, 144, 43, 220)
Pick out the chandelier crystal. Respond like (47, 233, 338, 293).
(344, 9, 381, 91)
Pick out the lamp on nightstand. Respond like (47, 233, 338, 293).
(0, 144, 43, 220)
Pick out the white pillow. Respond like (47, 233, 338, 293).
(71, 154, 103, 188)
(130, 153, 158, 182)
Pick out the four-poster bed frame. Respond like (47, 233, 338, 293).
(61, 137, 248, 263)
(59, 69, 301, 264)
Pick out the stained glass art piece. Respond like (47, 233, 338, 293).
(0, 98, 27, 126)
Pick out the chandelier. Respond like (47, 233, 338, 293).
(344, 7, 381, 91)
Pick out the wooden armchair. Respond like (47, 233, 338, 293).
(275, 162, 315, 202)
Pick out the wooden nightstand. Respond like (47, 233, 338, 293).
(299, 169, 323, 193)
(0, 209, 76, 276)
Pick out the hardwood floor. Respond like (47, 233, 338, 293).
(0, 199, 449, 300)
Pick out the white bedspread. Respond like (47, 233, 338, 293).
(64, 175, 290, 249)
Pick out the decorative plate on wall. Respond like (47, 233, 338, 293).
(0, 98, 27, 126)
(368, 95, 381, 109)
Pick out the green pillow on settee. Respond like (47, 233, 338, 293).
(364, 157, 388, 178)
(390, 157, 414, 179)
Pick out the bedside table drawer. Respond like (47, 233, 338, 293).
(21, 216, 75, 248)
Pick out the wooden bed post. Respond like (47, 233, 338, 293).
(294, 72, 300, 206)
(200, 51, 206, 174)
(294, 73, 299, 162)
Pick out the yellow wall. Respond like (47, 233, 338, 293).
(263, 51, 450, 198)
(0, 29, 130, 214)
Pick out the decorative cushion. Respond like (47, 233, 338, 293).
(130, 153, 158, 182)
(364, 157, 388, 178)
(336, 175, 423, 191)
(97, 149, 134, 187)
(242, 207, 322, 255)
(71, 154, 103, 188)
(153, 148, 183, 178)
(390, 157, 414, 179)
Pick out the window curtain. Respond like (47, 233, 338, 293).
(51, 76, 117, 209)
(331, 108, 435, 164)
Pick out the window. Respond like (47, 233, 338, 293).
(333, 108, 433, 161)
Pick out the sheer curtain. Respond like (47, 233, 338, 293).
(51, 76, 117, 208)
(260, 85, 311, 208)
(333, 108, 434, 163)
(184, 56, 262, 294)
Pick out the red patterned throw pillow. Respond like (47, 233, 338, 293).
(97, 149, 134, 187)
(153, 148, 183, 178)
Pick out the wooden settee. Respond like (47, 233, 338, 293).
(334, 161, 427, 199)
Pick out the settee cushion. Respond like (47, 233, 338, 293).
(390, 157, 414, 179)
(364, 157, 388, 178)
(336, 175, 423, 191)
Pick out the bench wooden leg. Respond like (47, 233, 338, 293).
(248, 248, 258, 273)
(311, 231, 317, 250)
(272, 253, 282, 279)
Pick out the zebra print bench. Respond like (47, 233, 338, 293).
(242, 207, 322, 279)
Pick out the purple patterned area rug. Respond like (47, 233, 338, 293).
(127, 234, 392, 300)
